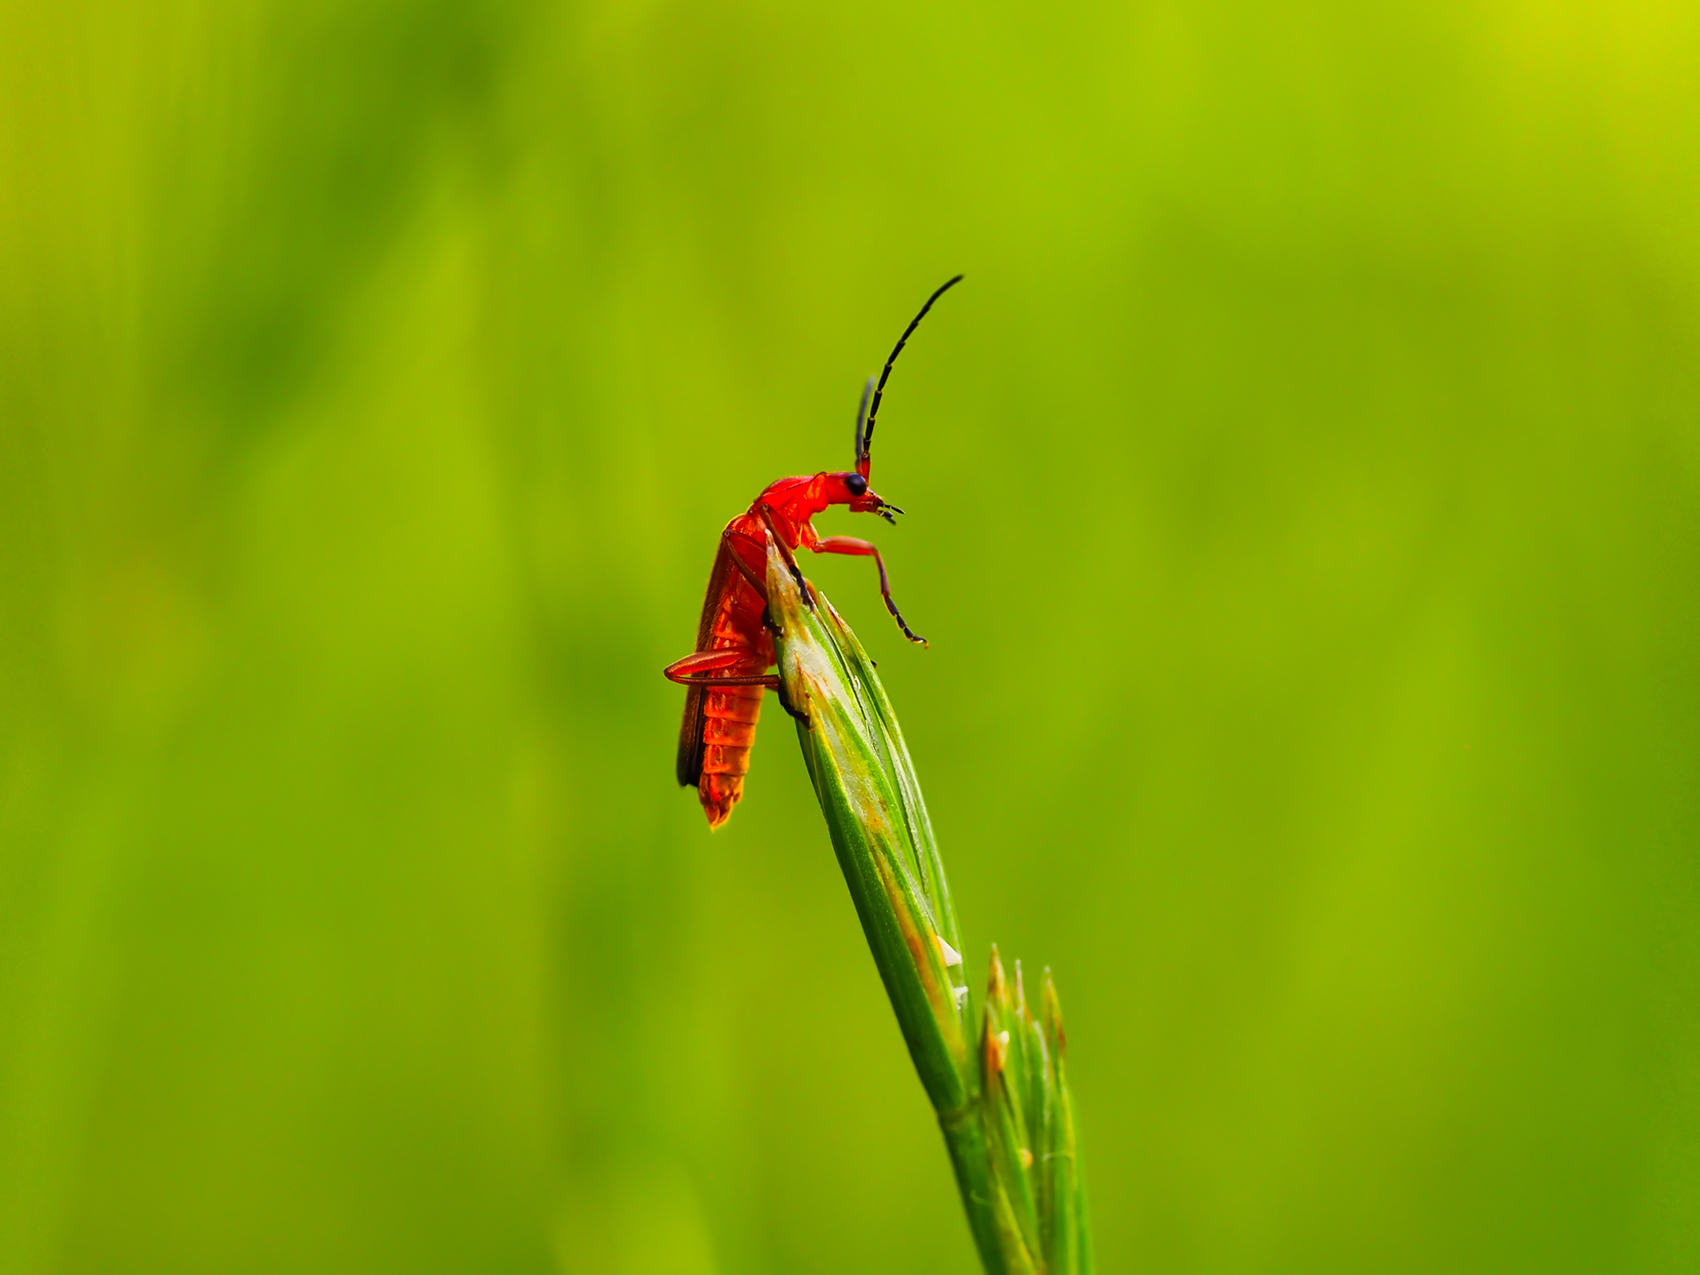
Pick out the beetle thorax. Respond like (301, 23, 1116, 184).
(749, 473, 834, 546)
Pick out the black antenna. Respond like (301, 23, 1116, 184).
(858, 274, 963, 471)
(852, 376, 874, 463)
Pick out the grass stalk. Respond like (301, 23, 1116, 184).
(765, 537, 1093, 1275)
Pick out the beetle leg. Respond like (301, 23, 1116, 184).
(720, 530, 770, 600)
(716, 530, 786, 636)
(755, 502, 811, 602)
(773, 677, 810, 728)
(664, 649, 779, 688)
(664, 649, 745, 679)
(710, 534, 779, 636)
(668, 670, 783, 688)
(811, 536, 927, 646)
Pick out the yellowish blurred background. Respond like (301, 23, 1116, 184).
(3, 1, 1699, 1271)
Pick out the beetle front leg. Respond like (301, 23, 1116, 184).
(811, 536, 927, 646)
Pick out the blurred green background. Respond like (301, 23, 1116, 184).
(3, 0, 1699, 1271)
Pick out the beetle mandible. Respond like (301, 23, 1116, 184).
(665, 275, 963, 828)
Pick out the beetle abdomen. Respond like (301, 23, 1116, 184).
(699, 683, 765, 827)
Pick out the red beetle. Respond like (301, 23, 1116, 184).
(665, 276, 962, 827)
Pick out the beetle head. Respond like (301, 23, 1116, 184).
(825, 470, 901, 524)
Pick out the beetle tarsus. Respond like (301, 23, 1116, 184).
(886, 596, 927, 646)
(775, 678, 810, 728)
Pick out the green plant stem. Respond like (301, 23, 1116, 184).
(766, 537, 1092, 1275)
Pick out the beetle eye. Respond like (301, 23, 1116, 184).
(845, 473, 868, 497)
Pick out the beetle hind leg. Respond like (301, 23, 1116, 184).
(664, 649, 780, 688)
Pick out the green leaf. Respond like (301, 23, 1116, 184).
(766, 536, 1092, 1275)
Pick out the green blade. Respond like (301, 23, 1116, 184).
(765, 534, 1092, 1275)
(767, 538, 969, 1110)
